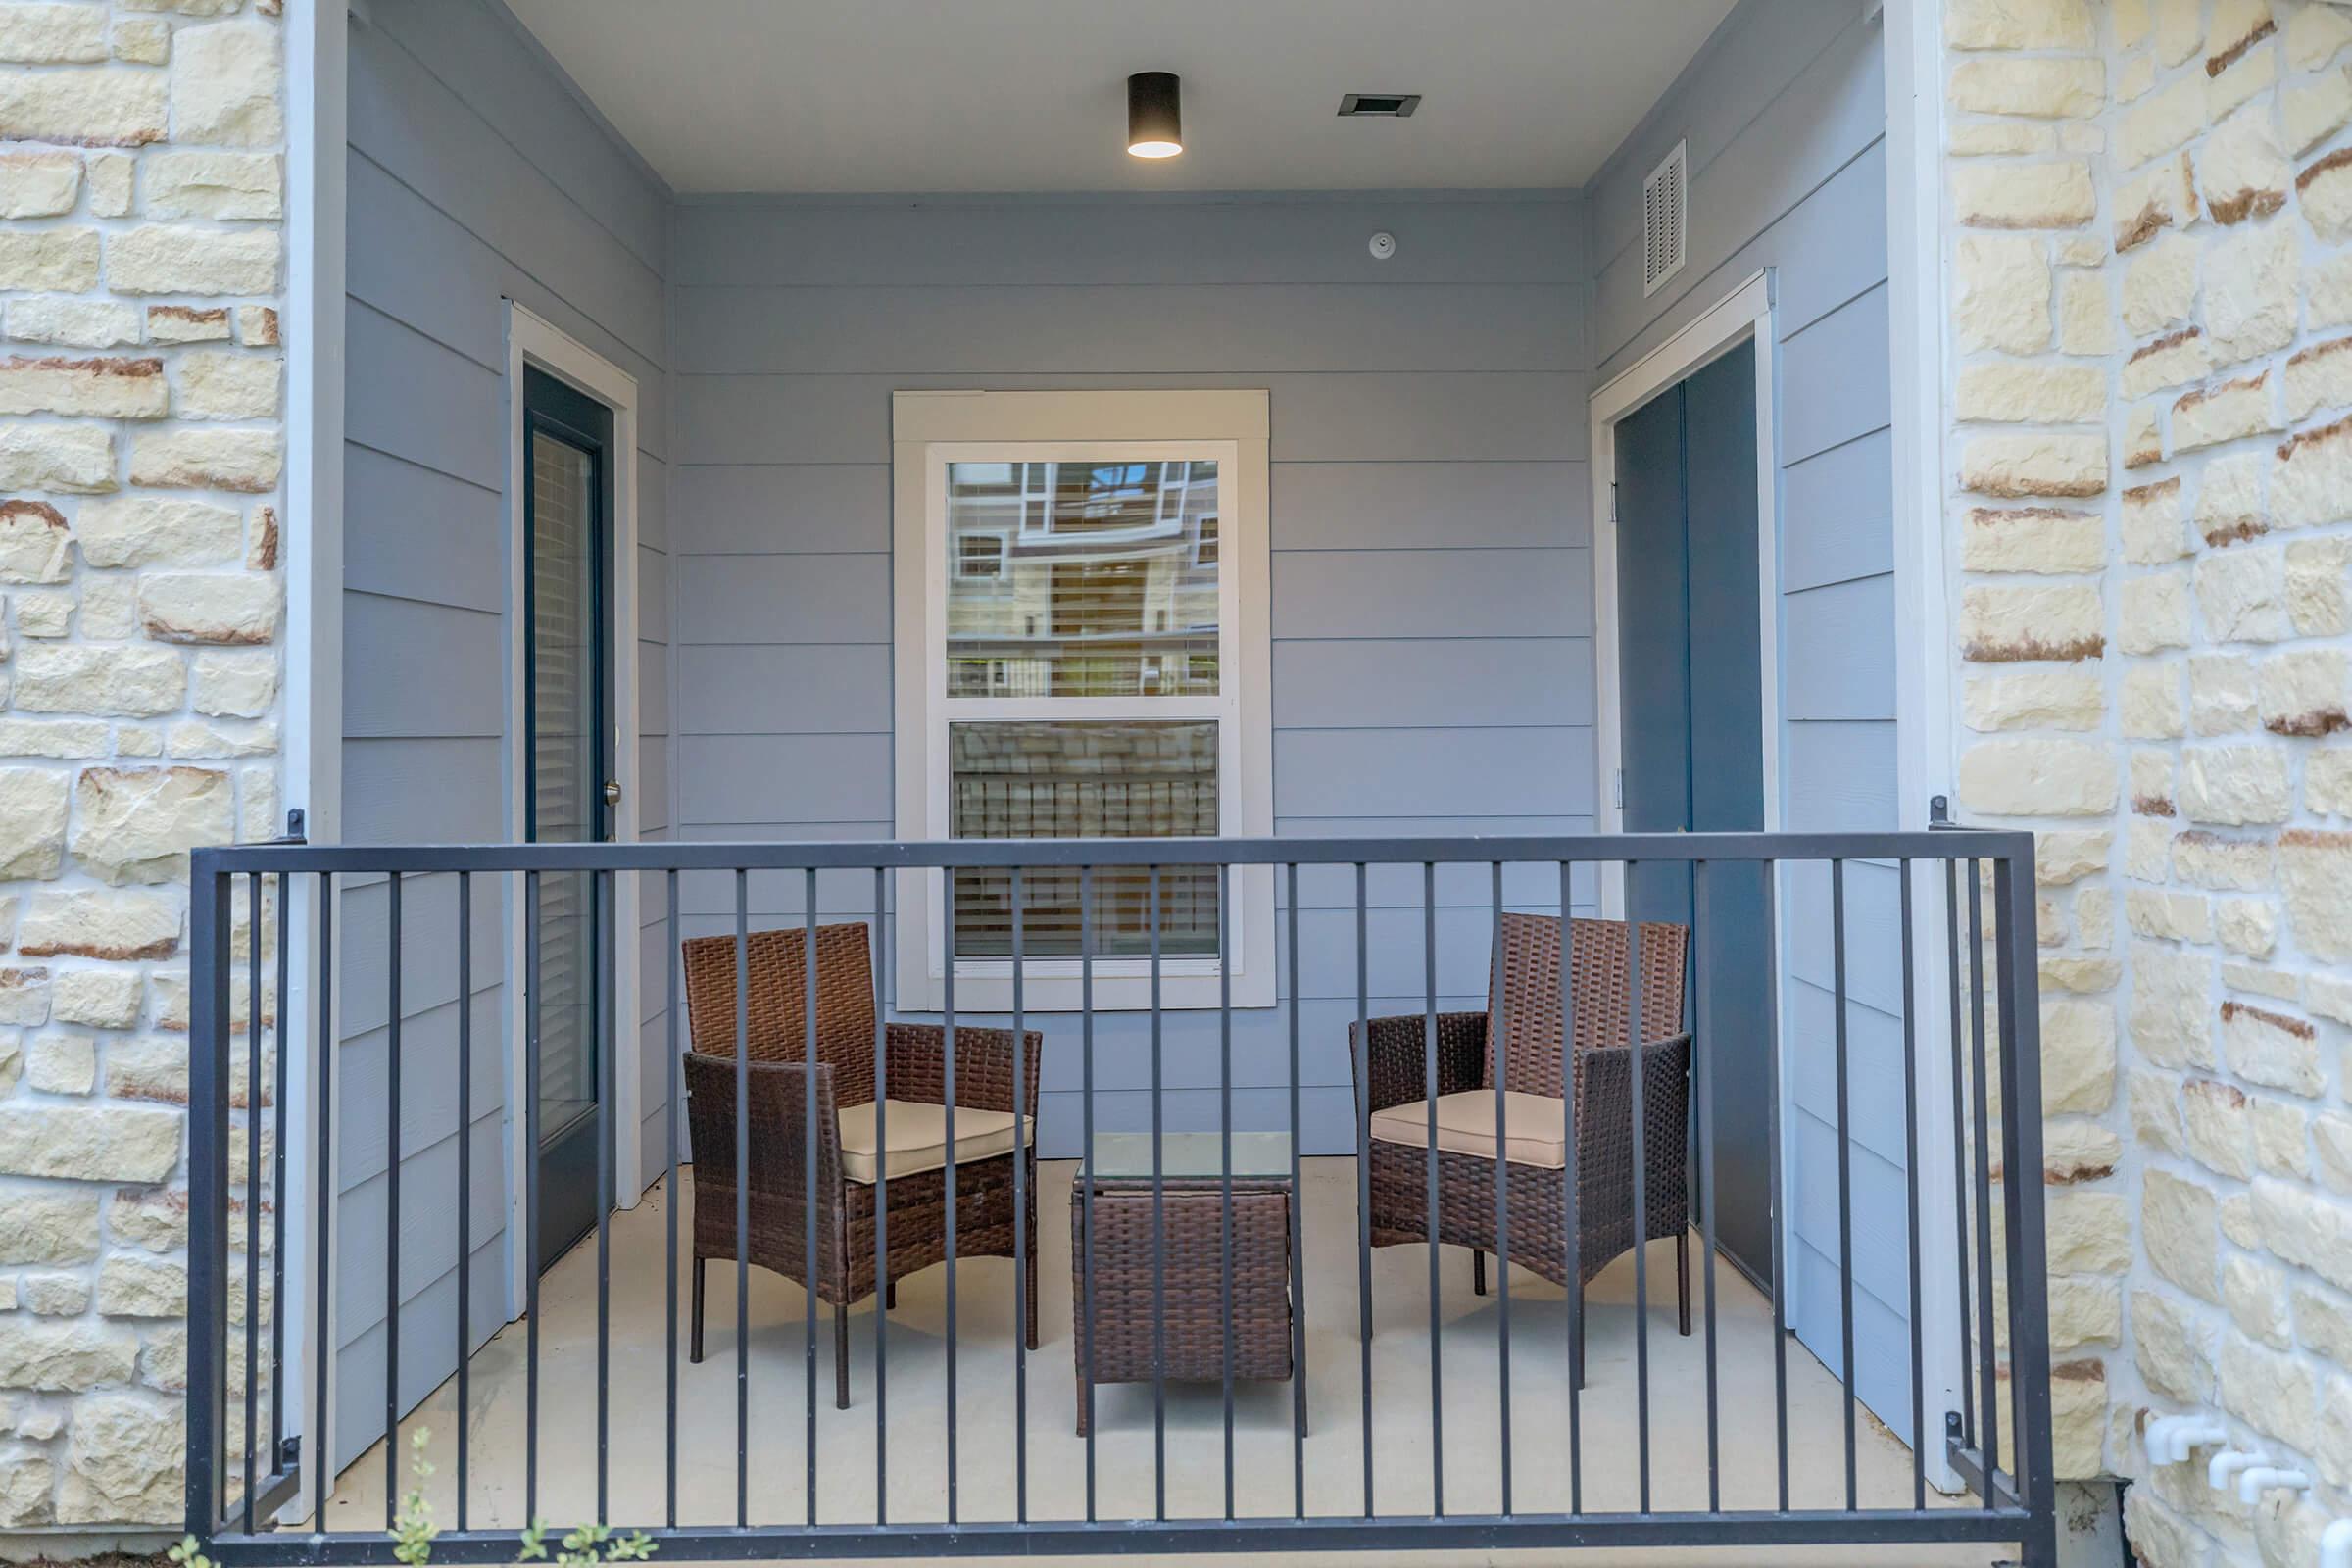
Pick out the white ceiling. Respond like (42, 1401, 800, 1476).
(504, 0, 1738, 195)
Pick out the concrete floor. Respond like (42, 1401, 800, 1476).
(316, 1159, 2013, 1565)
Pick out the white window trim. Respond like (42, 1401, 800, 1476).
(502, 303, 646, 1315)
(892, 389, 1274, 1013)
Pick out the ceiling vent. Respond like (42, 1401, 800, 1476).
(1337, 93, 1421, 118)
(1642, 140, 1688, 297)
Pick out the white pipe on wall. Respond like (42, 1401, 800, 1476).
(2318, 1517, 2352, 1568)
(2232, 1467, 2308, 1505)
(2209, 1449, 2267, 1493)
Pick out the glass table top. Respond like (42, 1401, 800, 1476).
(1085, 1130, 1293, 1182)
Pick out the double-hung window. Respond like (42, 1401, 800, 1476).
(893, 390, 1273, 1011)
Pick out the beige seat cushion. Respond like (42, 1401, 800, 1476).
(836, 1099, 1029, 1185)
(1367, 1089, 1568, 1170)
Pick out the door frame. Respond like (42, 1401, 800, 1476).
(1588, 268, 1789, 1315)
(1588, 268, 1966, 1477)
(503, 302, 644, 1315)
(1590, 269, 1783, 858)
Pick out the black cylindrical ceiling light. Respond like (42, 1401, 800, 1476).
(1127, 71, 1183, 159)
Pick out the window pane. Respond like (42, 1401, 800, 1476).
(946, 459, 1219, 699)
(949, 720, 1218, 957)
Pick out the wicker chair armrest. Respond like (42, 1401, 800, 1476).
(885, 1020, 1044, 1119)
(681, 1052, 846, 1200)
(1349, 1010, 1489, 1113)
(1572, 1031, 1691, 1221)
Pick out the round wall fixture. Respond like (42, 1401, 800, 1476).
(1368, 231, 1396, 261)
(1127, 72, 1183, 159)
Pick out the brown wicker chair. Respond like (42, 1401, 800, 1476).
(679, 921, 1041, 1408)
(1351, 912, 1693, 1378)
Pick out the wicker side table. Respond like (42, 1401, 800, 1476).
(1070, 1131, 1301, 1437)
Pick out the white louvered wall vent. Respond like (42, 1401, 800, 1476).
(1642, 140, 1688, 298)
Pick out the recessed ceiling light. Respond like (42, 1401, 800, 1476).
(1128, 72, 1183, 158)
(1338, 93, 1421, 118)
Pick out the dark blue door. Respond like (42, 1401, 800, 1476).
(1612, 340, 1773, 1285)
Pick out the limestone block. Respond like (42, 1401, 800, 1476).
(2119, 74, 2206, 169)
(2281, 828, 2352, 958)
(2173, 371, 2277, 451)
(2203, 223, 2299, 364)
(105, 225, 277, 295)
(142, 150, 281, 220)
(2119, 570, 2193, 654)
(1955, 234, 2053, 352)
(2144, 1166, 2221, 1299)
(1963, 506, 2106, 574)
(1948, 57, 2105, 118)
(169, 21, 280, 144)
(2196, 545, 2293, 643)
(2122, 235, 2198, 337)
(2124, 327, 2213, 399)
(0, 68, 165, 146)
(7, 296, 139, 349)
(2201, 102, 2291, 223)
(16, 888, 179, 960)
(70, 765, 233, 885)
(2117, 153, 2199, 251)
(0, 1104, 178, 1181)
(1960, 580, 2104, 661)
(12, 645, 182, 716)
(1965, 666, 2104, 730)
(2129, 941, 2218, 1067)
(0, 353, 165, 418)
(1956, 736, 2117, 815)
(1956, 361, 2108, 423)
(74, 496, 241, 568)
(1960, 431, 2107, 497)
(1955, 161, 2096, 229)
(129, 427, 280, 491)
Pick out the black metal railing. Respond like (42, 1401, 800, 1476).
(186, 830, 2055, 1564)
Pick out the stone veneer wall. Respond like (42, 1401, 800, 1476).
(1945, 0, 2352, 1560)
(0, 0, 286, 1539)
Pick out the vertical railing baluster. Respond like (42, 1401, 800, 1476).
(1559, 861, 1582, 1517)
(1945, 858, 1977, 1460)
(525, 870, 544, 1522)
(1966, 863, 1999, 1504)
(804, 870, 820, 1526)
(941, 874, 958, 1524)
(312, 871, 333, 1523)
(456, 872, 472, 1531)
(1218, 861, 1236, 1522)
(1422, 860, 1443, 1517)
(597, 870, 613, 1525)
(1764, 858, 1788, 1512)
(1832, 859, 1857, 1512)
(1286, 861, 1306, 1515)
(384, 873, 403, 1530)
(1150, 864, 1167, 1520)
(1079, 864, 1098, 1519)
(1626, 880, 1650, 1514)
(872, 866, 890, 1524)
(189, 862, 232, 1540)
(1694, 859, 1720, 1514)
(245, 871, 263, 1533)
(665, 869, 681, 1530)
(1353, 861, 1374, 1519)
(1899, 860, 1927, 1512)
(732, 869, 749, 1528)
(270, 867, 290, 1494)
(1996, 848, 2055, 1544)
(1009, 864, 1027, 1524)
(1489, 863, 1512, 1517)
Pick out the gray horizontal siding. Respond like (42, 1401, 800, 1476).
(340, 0, 672, 1478)
(667, 196, 1594, 1156)
(1584, 0, 1909, 1443)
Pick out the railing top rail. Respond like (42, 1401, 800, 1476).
(193, 828, 2032, 875)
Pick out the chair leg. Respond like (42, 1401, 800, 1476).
(1472, 1250, 1488, 1297)
(884, 1280, 896, 1310)
(835, 1299, 851, 1410)
(1572, 1286, 1586, 1391)
(1677, 1232, 1692, 1337)
(690, 1256, 705, 1364)
(1025, 1240, 1041, 1351)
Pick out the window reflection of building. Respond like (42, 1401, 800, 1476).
(947, 460, 1220, 700)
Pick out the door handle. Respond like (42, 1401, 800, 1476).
(602, 779, 623, 808)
